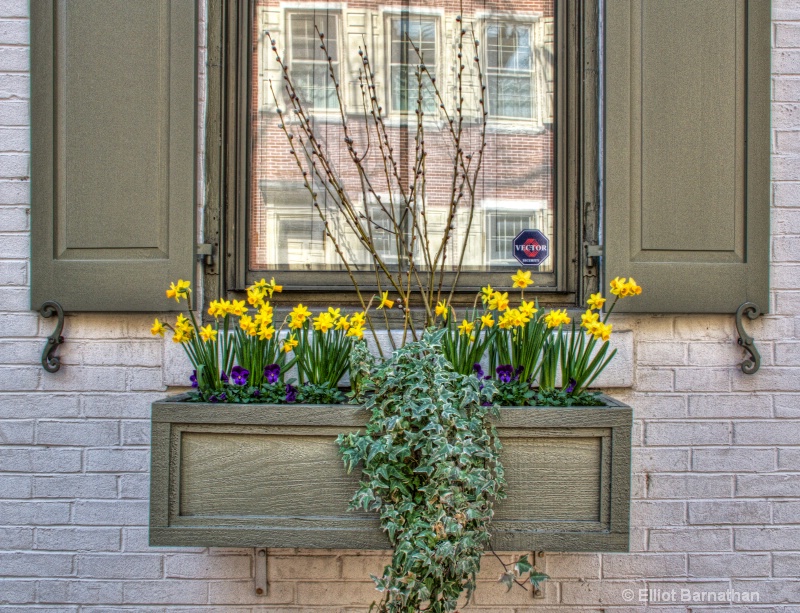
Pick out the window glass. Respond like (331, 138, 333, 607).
(251, 1, 556, 278)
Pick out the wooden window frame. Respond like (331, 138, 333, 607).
(204, 0, 600, 312)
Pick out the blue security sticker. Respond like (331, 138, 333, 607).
(512, 229, 549, 266)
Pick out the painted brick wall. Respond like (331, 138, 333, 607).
(1, 0, 799, 610)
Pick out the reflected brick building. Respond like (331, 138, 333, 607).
(250, 0, 555, 273)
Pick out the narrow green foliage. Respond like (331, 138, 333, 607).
(294, 322, 353, 387)
(338, 330, 505, 612)
(441, 307, 497, 375)
(558, 323, 617, 394)
(491, 303, 549, 383)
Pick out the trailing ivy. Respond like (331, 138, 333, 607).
(338, 330, 505, 612)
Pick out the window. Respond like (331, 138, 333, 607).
(287, 12, 341, 110)
(486, 22, 535, 120)
(210, 1, 595, 306)
(387, 14, 438, 115)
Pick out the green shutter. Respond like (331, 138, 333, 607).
(604, 0, 770, 313)
(31, 0, 197, 312)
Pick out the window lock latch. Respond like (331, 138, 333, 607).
(584, 242, 603, 266)
(197, 243, 216, 269)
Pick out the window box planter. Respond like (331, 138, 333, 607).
(149, 394, 632, 552)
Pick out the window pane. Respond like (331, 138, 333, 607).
(251, 1, 556, 276)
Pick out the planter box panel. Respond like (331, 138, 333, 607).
(495, 433, 605, 522)
(177, 428, 365, 518)
(150, 397, 632, 552)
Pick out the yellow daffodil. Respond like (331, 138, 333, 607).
(347, 324, 365, 339)
(511, 269, 533, 289)
(267, 277, 283, 296)
(435, 300, 448, 320)
(199, 324, 217, 343)
(350, 311, 366, 327)
(166, 279, 191, 303)
(544, 309, 571, 328)
(254, 304, 273, 327)
(335, 315, 351, 331)
(228, 299, 248, 317)
(488, 291, 510, 312)
(585, 320, 612, 341)
(480, 285, 494, 304)
(291, 304, 311, 322)
(376, 291, 394, 309)
(150, 318, 166, 337)
(458, 319, 475, 336)
(327, 307, 342, 320)
(520, 300, 537, 319)
(581, 309, 600, 328)
(480, 313, 494, 328)
(313, 312, 335, 333)
(253, 278, 269, 290)
(257, 325, 275, 340)
(610, 277, 642, 298)
(587, 292, 606, 310)
(239, 314, 257, 336)
(283, 334, 298, 353)
(247, 286, 267, 308)
(288, 316, 304, 330)
(207, 300, 226, 318)
(498, 311, 515, 330)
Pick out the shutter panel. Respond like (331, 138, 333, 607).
(31, 0, 196, 312)
(604, 0, 770, 313)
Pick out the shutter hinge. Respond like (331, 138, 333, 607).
(584, 242, 603, 266)
(197, 243, 216, 271)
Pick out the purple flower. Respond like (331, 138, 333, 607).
(496, 364, 515, 384)
(231, 365, 250, 386)
(264, 363, 281, 384)
(252, 388, 261, 398)
(218, 392, 227, 401)
(473, 363, 484, 379)
(189, 370, 198, 388)
(209, 394, 218, 403)
(221, 371, 229, 384)
(564, 378, 577, 394)
(285, 384, 297, 403)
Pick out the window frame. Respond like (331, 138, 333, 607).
(204, 0, 599, 313)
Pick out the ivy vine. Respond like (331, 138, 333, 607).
(338, 330, 505, 612)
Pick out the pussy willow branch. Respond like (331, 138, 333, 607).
(266, 78, 385, 356)
(265, 7, 487, 334)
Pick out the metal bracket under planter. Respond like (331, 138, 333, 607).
(149, 397, 632, 552)
(254, 548, 268, 596)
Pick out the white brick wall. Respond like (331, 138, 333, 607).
(1, 0, 800, 610)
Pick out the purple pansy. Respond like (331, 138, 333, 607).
(209, 394, 218, 403)
(231, 365, 250, 386)
(496, 364, 516, 383)
(285, 384, 297, 403)
(264, 363, 281, 384)
(221, 371, 229, 383)
(564, 378, 577, 394)
(218, 392, 227, 401)
(189, 370, 198, 388)
(473, 363, 485, 379)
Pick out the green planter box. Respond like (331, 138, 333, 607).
(149, 395, 632, 551)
